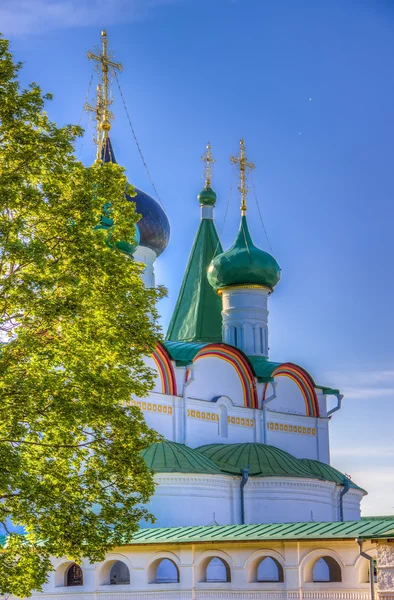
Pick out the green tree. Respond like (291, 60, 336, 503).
(0, 37, 163, 596)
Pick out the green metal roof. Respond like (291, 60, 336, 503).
(163, 340, 209, 366)
(125, 516, 394, 546)
(197, 443, 320, 479)
(166, 218, 223, 344)
(247, 356, 282, 382)
(142, 440, 222, 474)
(299, 459, 365, 492)
(2, 517, 393, 549)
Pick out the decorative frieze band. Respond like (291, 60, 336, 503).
(267, 422, 316, 436)
(123, 399, 173, 415)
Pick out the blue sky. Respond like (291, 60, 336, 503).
(3, 0, 394, 515)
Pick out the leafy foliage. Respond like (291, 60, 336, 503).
(0, 36, 163, 596)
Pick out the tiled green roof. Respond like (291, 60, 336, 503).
(2, 517, 393, 549)
(166, 218, 223, 344)
(142, 440, 222, 474)
(299, 459, 365, 492)
(126, 516, 394, 545)
(198, 443, 321, 479)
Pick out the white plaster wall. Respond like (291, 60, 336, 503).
(244, 479, 338, 523)
(136, 473, 363, 529)
(37, 538, 375, 599)
(186, 356, 246, 407)
(144, 355, 163, 395)
(268, 377, 308, 416)
(133, 245, 156, 288)
(141, 473, 237, 528)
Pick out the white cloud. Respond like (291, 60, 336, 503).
(0, 0, 181, 36)
(323, 369, 394, 400)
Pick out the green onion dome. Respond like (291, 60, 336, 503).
(141, 440, 223, 474)
(198, 186, 217, 207)
(94, 203, 140, 256)
(207, 216, 281, 291)
(197, 443, 318, 479)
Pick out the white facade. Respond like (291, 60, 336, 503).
(37, 538, 383, 600)
(141, 473, 363, 528)
(221, 286, 270, 357)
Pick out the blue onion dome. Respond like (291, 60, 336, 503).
(126, 187, 170, 257)
(101, 136, 170, 257)
(197, 186, 217, 207)
(207, 215, 281, 291)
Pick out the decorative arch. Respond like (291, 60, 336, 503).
(146, 551, 180, 584)
(301, 548, 345, 584)
(151, 343, 177, 396)
(264, 362, 319, 417)
(193, 344, 258, 409)
(244, 549, 285, 584)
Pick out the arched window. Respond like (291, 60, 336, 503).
(313, 557, 342, 583)
(257, 557, 284, 582)
(155, 558, 179, 583)
(66, 563, 83, 587)
(206, 557, 231, 583)
(109, 561, 130, 585)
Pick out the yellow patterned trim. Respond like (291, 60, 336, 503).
(218, 284, 272, 294)
(123, 399, 173, 416)
(267, 422, 316, 436)
(228, 416, 254, 428)
(187, 409, 218, 422)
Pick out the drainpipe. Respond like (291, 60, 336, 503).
(240, 468, 250, 524)
(327, 393, 344, 416)
(262, 381, 277, 443)
(182, 366, 194, 444)
(357, 538, 375, 600)
(338, 475, 351, 522)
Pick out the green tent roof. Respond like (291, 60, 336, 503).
(166, 218, 223, 343)
(197, 442, 320, 479)
(141, 440, 222, 474)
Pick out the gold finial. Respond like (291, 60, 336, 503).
(201, 142, 215, 188)
(86, 30, 123, 159)
(230, 139, 255, 216)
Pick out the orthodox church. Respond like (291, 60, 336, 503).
(36, 31, 394, 600)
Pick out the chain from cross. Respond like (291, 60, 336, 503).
(230, 139, 255, 215)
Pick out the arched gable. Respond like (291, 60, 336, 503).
(151, 343, 177, 396)
(264, 363, 319, 418)
(193, 344, 258, 409)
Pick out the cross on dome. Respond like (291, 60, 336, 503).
(230, 139, 255, 216)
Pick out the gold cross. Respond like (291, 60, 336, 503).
(230, 139, 255, 215)
(86, 30, 122, 157)
(201, 142, 215, 187)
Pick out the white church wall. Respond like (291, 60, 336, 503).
(265, 412, 319, 459)
(267, 376, 308, 416)
(141, 473, 237, 528)
(129, 392, 176, 441)
(38, 538, 375, 599)
(186, 355, 247, 407)
(244, 478, 339, 524)
(136, 473, 363, 529)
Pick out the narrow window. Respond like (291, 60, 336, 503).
(66, 563, 83, 587)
